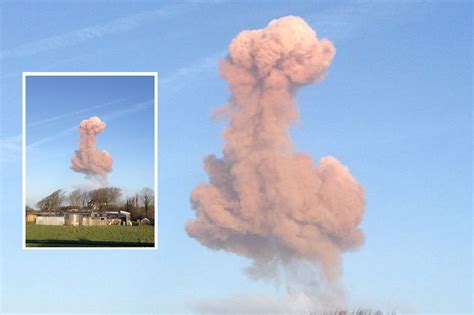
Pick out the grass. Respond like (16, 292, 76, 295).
(26, 223, 154, 247)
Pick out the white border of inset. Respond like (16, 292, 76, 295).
(22, 72, 158, 250)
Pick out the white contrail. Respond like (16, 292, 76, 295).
(0, 3, 190, 60)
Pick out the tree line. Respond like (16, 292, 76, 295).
(31, 187, 155, 220)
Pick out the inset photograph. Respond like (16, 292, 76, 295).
(23, 73, 157, 249)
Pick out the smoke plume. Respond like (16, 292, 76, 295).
(186, 16, 366, 307)
(71, 116, 112, 184)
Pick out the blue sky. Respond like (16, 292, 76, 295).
(25, 75, 155, 206)
(0, 1, 472, 314)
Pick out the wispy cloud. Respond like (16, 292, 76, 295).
(307, 1, 404, 42)
(0, 135, 21, 164)
(28, 98, 126, 128)
(28, 98, 124, 128)
(0, 54, 93, 81)
(192, 292, 318, 314)
(26, 126, 76, 150)
(0, 3, 190, 60)
(101, 99, 153, 121)
(193, 292, 414, 314)
(160, 50, 225, 95)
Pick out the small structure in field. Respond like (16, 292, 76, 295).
(26, 213, 37, 223)
(119, 211, 131, 224)
(139, 218, 152, 226)
(64, 212, 82, 226)
(35, 212, 65, 225)
(85, 212, 108, 226)
(106, 211, 131, 225)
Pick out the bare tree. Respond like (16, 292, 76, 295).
(124, 194, 142, 219)
(140, 187, 154, 218)
(88, 187, 122, 211)
(25, 205, 35, 213)
(68, 189, 82, 208)
(124, 197, 134, 213)
(80, 190, 89, 208)
(36, 189, 66, 211)
(134, 193, 139, 209)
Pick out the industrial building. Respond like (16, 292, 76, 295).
(31, 210, 131, 226)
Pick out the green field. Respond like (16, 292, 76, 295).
(26, 223, 155, 247)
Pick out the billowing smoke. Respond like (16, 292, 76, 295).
(71, 116, 112, 184)
(187, 16, 365, 308)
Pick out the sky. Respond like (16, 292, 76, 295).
(25, 75, 155, 206)
(0, 1, 472, 314)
